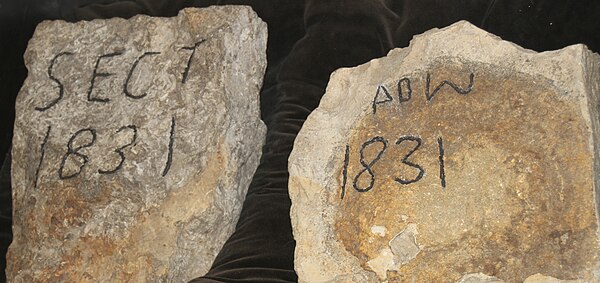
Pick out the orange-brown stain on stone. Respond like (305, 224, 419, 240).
(8, 135, 229, 282)
(334, 60, 599, 282)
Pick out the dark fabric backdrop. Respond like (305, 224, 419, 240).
(1, 1, 599, 282)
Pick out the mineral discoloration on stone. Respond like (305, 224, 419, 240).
(9, 6, 266, 282)
(289, 21, 600, 283)
(337, 60, 598, 282)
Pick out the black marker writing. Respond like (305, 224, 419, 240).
(353, 136, 387, 192)
(438, 136, 446, 188)
(425, 72, 475, 102)
(99, 125, 137, 174)
(162, 117, 176, 176)
(88, 52, 123, 103)
(34, 126, 52, 188)
(372, 85, 393, 114)
(36, 52, 73, 111)
(180, 40, 206, 84)
(341, 144, 350, 199)
(398, 77, 412, 103)
(394, 135, 425, 185)
(59, 128, 97, 179)
(124, 52, 161, 99)
(341, 134, 448, 197)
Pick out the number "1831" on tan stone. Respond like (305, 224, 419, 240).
(340, 135, 446, 200)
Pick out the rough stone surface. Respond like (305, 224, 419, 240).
(522, 274, 585, 283)
(457, 273, 503, 283)
(289, 21, 600, 282)
(456, 273, 585, 283)
(8, 6, 266, 282)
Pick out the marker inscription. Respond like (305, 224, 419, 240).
(343, 70, 474, 199)
(30, 40, 209, 187)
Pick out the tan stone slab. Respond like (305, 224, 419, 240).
(9, 6, 266, 282)
(289, 21, 600, 282)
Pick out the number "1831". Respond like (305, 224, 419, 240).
(340, 135, 446, 199)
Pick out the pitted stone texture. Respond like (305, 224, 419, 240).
(289, 21, 600, 282)
(8, 6, 266, 282)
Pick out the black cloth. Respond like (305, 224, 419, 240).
(195, 1, 397, 281)
(1, 1, 600, 282)
(0, 152, 11, 283)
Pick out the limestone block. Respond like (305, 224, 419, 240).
(8, 6, 267, 282)
(289, 21, 600, 282)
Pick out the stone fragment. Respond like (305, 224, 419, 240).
(289, 21, 600, 282)
(8, 6, 266, 282)
(389, 223, 420, 266)
(522, 274, 585, 283)
(457, 273, 504, 283)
